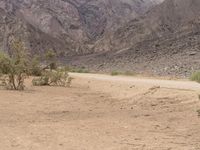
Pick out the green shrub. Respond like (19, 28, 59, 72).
(58, 66, 90, 74)
(32, 69, 72, 87)
(71, 68, 89, 73)
(111, 71, 121, 76)
(32, 50, 72, 87)
(0, 40, 74, 90)
(111, 71, 136, 76)
(0, 40, 31, 90)
(190, 71, 200, 83)
(197, 109, 200, 117)
(45, 50, 57, 70)
(29, 55, 42, 76)
(32, 76, 49, 86)
(30, 66, 42, 76)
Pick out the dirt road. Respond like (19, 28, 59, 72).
(70, 73, 200, 91)
(0, 73, 200, 150)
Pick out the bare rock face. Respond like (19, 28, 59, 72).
(0, 0, 163, 55)
(0, 0, 87, 55)
(114, 0, 200, 47)
(74, 0, 200, 77)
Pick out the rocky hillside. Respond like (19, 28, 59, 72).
(0, 0, 163, 56)
(109, 0, 200, 51)
(69, 0, 200, 77)
(2, 0, 199, 77)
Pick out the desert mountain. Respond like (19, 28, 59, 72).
(73, 0, 200, 76)
(0, 0, 163, 56)
(1, 0, 199, 76)
(109, 0, 200, 50)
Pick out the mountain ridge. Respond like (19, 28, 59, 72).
(0, 0, 163, 55)
(1, 0, 200, 76)
(68, 0, 200, 77)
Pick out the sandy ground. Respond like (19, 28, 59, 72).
(0, 73, 200, 150)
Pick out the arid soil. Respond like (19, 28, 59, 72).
(0, 73, 200, 150)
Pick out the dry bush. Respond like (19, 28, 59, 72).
(0, 41, 72, 90)
(29, 55, 42, 76)
(32, 50, 72, 87)
(32, 69, 72, 87)
(190, 71, 200, 83)
(0, 40, 30, 90)
(70, 68, 89, 73)
(197, 109, 200, 117)
(111, 71, 121, 76)
(111, 70, 136, 76)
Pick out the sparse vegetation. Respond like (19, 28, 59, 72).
(111, 71, 121, 76)
(70, 68, 89, 73)
(190, 71, 200, 83)
(0, 40, 31, 90)
(32, 51, 72, 87)
(62, 66, 89, 73)
(111, 71, 136, 76)
(29, 55, 42, 76)
(32, 69, 72, 87)
(0, 41, 73, 90)
(44, 49, 57, 70)
(197, 109, 200, 117)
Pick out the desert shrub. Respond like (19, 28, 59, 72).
(45, 49, 56, 61)
(111, 71, 121, 76)
(32, 74, 49, 86)
(111, 70, 136, 76)
(197, 109, 200, 117)
(0, 40, 73, 90)
(45, 49, 57, 70)
(58, 65, 89, 73)
(0, 52, 10, 74)
(0, 40, 31, 90)
(32, 50, 72, 87)
(30, 66, 42, 76)
(190, 71, 200, 83)
(32, 69, 72, 87)
(29, 55, 42, 76)
(71, 68, 89, 73)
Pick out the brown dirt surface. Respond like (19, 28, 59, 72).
(0, 73, 200, 150)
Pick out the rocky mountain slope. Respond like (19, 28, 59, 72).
(109, 0, 200, 50)
(1, 0, 199, 77)
(70, 0, 200, 77)
(0, 0, 163, 56)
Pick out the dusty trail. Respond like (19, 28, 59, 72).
(0, 73, 200, 150)
(70, 73, 200, 91)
